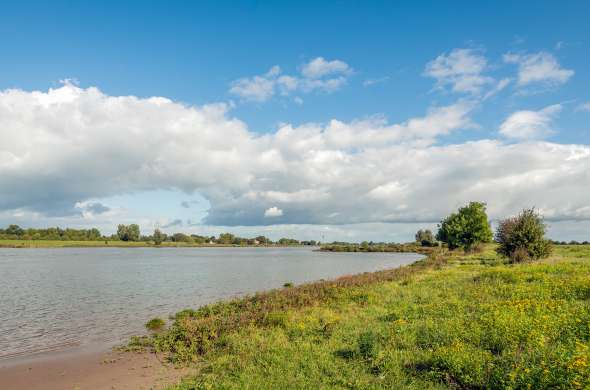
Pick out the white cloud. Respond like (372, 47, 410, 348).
(424, 48, 494, 94)
(503, 51, 574, 87)
(229, 57, 353, 102)
(1, 83, 589, 232)
(300, 57, 352, 79)
(264, 206, 283, 218)
(499, 104, 561, 140)
(576, 101, 590, 112)
(229, 67, 278, 102)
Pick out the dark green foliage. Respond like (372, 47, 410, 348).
(171, 233, 194, 243)
(0, 225, 103, 241)
(415, 229, 436, 246)
(255, 235, 270, 244)
(217, 233, 235, 244)
(320, 242, 433, 254)
(436, 202, 493, 250)
(357, 330, 378, 359)
(278, 237, 300, 245)
(153, 228, 165, 245)
(117, 224, 140, 241)
(495, 208, 552, 262)
(5, 224, 24, 236)
(145, 317, 166, 331)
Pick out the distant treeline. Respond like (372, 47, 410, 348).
(550, 240, 590, 245)
(320, 242, 432, 254)
(0, 224, 317, 246)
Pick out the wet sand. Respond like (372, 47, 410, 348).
(0, 348, 191, 390)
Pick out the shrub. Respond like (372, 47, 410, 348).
(357, 330, 378, 359)
(436, 202, 493, 250)
(145, 317, 166, 331)
(495, 208, 551, 262)
(415, 229, 436, 246)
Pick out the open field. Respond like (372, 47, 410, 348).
(129, 245, 590, 389)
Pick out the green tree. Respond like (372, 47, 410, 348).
(495, 208, 552, 262)
(218, 233, 235, 244)
(153, 229, 165, 245)
(172, 233, 193, 243)
(415, 229, 436, 246)
(117, 224, 140, 241)
(128, 224, 140, 241)
(255, 235, 270, 244)
(6, 224, 24, 236)
(436, 202, 493, 250)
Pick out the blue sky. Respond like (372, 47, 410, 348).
(0, 1, 589, 241)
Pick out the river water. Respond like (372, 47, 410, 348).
(0, 247, 421, 359)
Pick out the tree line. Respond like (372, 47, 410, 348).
(0, 224, 317, 246)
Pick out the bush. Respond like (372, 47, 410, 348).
(145, 317, 166, 331)
(415, 229, 436, 246)
(496, 208, 551, 262)
(436, 202, 493, 250)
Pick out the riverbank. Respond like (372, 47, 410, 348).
(2, 246, 588, 389)
(320, 242, 434, 254)
(135, 244, 589, 389)
(0, 348, 190, 390)
(0, 239, 306, 248)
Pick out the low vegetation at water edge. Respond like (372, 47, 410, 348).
(128, 244, 590, 389)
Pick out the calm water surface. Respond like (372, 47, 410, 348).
(0, 247, 422, 359)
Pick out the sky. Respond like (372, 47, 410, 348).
(1, 1, 589, 242)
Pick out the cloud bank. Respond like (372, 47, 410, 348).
(1, 82, 589, 227)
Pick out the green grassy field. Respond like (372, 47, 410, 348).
(130, 245, 590, 389)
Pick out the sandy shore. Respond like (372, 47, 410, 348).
(0, 348, 191, 390)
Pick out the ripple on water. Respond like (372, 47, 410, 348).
(0, 247, 422, 358)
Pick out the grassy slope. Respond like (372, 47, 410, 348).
(139, 245, 590, 389)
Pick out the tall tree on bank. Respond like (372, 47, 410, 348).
(153, 229, 165, 245)
(415, 229, 436, 246)
(117, 224, 141, 242)
(436, 202, 493, 250)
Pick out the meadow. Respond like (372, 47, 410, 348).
(129, 245, 590, 389)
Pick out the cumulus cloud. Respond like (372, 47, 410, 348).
(503, 51, 574, 87)
(499, 104, 561, 140)
(1, 83, 589, 229)
(229, 57, 352, 102)
(264, 207, 283, 218)
(424, 48, 495, 94)
(300, 57, 352, 79)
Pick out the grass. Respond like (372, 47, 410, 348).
(129, 245, 590, 389)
